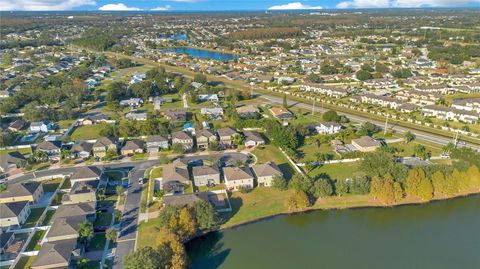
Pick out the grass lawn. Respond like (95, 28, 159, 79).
(252, 144, 296, 179)
(41, 210, 56, 226)
(94, 212, 113, 227)
(0, 147, 32, 155)
(222, 188, 295, 228)
(71, 123, 111, 140)
(61, 179, 71, 190)
(307, 162, 364, 180)
(25, 230, 46, 251)
(196, 183, 225, 192)
(387, 139, 443, 157)
(88, 233, 107, 251)
(131, 153, 149, 161)
(14, 256, 36, 269)
(23, 207, 46, 228)
(42, 178, 63, 192)
(58, 119, 75, 129)
(137, 219, 161, 248)
(150, 167, 163, 179)
(297, 137, 337, 162)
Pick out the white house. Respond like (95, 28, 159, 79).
(315, 122, 343, 135)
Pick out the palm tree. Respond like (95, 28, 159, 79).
(78, 221, 94, 243)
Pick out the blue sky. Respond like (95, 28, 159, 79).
(0, 0, 479, 11)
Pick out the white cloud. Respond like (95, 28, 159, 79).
(337, 0, 480, 8)
(268, 2, 323, 10)
(98, 3, 141, 11)
(0, 0, 96, 11)
(151, 5, 171, 10)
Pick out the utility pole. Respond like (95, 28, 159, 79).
(453, 130, 459, 147)
(384, 114, 389, 135)
(312, 99, 315, 115)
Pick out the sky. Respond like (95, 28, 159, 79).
(0, 0, 479, 11)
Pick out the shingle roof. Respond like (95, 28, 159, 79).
(252, 162, 283, 178)
(244, 131, 264, 142)
(223, 166, 253, 181)
(0, 181, 41, 199)
(171, 131, 192, 140)
(53, 202, 96, 220)
(162, 163, 189, 184)
(122, 140, 145, 150)
(196, 129, 216, 139)
(70, 166, 102, 181)
(192, 166, 219, 177)
(217, 127, 237, 137)
(93, 137, 116, 148)
(71, 141, 93, 153)
(0, 201, 29, 218)
(46, 215, 85, 239)
(352, 136, 381, 148)
(31, 239, 77, 268)
(146, 135, 168, 143)
(163, 193, 209, 207)
(36, 140, 61, 151)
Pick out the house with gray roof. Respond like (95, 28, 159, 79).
(71, 141, 93, 159)
(93, 137, 117, 158)
(0, 201, 31, 228)
(163, 193, 209, 207)
(0, 181, 44, 204)
(244, 131, 265, 148)
(192, 166, 220, 186)
(146, 135, 169, 153)
(31, 238, 81, 269)
(160, 163, 190, 195)
(196, 129, 217, 149)
(0, 151, 26, 175)
(70, 166, 102, 184)
(36, 140, 61, 160)
(46, 215, 86, 242)
(252, 162, 283, 187)
(171, 131, 194, 151)
(217, 127, 238, 148)
(121, 140, 145, 156)
(223, 166, 254, 191)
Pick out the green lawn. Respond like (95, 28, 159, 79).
(150, 167, 163, 179)
(41, 210, 56, 226)
(25, 230, 46, 251)
(42, 178, 63, 192)
(131, 153, 148, 161)
(94, 212, 113, 227)
(71, 123, 111, 140)
(252, 144, 296, 179)
(387, 139, 443, 157)
(14, 256, 36, 269)
(196, 183, 225, 192)
(297, 137, 337, 162)
(88, 233, 107, 251)
(307, 162, 364, 180)
(23, 208, 46, 228)
(0, 147, 32, 155)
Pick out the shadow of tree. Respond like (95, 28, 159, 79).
(186, 231, 231, 269)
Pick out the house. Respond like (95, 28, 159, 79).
(300, 83, 350, 98)
(192, 166, 221, 186)
(71, 141, 93, 159)
(93, 137, 117, 158)
(198, 94, 219, 103)
(236, 105, 259, 118)
(120, 98, 143, 108)
(61, 181, 97, 205)
(315, 122, 343, 135)
(200, 107, 224, 119)
(0, 201, 31, 228)
(252, 162, 283, 187)
(0, 151, 26, 175)
(160, 163, 190, 195)
(121, 140, 145, 156)
(165, 110, 188, 122)
(351, 136, 382, 152)
(171, 131, 194, 151)
(70, 166, 102, 184)
(422, 105, 479, 124)
(29, 121, 55, 133)
(36, 141, 62, 160)
(223, 166, 254, 191)
(163, 193, 210, 207)
(217, 127, 238, 148)
(244, 131, 265, 148)
(196, 129, 217, 149)
(53, 202, 96, 220)
(79, 114, 109, 125)
(46, 215, 86, 242)
(31, 238, 81, 269)
(146, 135, 169, 153)
(8, 119, 27, 132)
(0, 181, 44, 204)
(125, 110, 148, 121)
(269, 107, 295, 120)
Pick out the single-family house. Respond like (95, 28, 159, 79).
(8, 119, 27, 132)
(70, 166, 102, 184)
(36, 141, 62, 160)
(351, 136, 382, 152)
(269, 107, 295, 120)
(244, 131, 265, 148)
(121, 140, 145, 156)
(29, 121, 55, 133)
(119, 98, 143, 108)
(163, 193, 210, 207)
(196, 129, 217, 149)
(200, 107, 224, 119)
(125, 111, 148, 121)
(61, 181, 97, 205)
(0, 151, 26, 175)
(46, 215, 86, 242)
(71, 141, 93, 159)
(315, 122, 343, 135)
(0, 181, 44, 204)
(0, 201, 31, 228)
(252, 162, 283, 187)
(31, 239, 81, 269)
(93, 137, 117, 158)
(217, 127, 238, 148)
(165, 110, 188, 122)
(171, 131, 194, 151)
(160, 163, 190, 195)
(192, 166, 221, 186)
(146, 135, 169, 153)
(198, 94, 219, 103)
(236, 105, 259, 118)
(223, 166, 254, 191)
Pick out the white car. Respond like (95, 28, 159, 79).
(138, 177, 144, 184)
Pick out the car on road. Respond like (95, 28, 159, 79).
(139, 177, 144, 184)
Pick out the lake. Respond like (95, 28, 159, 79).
(187, 195, 480, 269)
(162, 47, 239, 61)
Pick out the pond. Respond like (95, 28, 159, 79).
(187, 195, 480, 269)
(162, 47, 239, 61)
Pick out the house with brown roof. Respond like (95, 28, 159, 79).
(160, 163, 190, 195)
(171, 131, 194, 151)
(269, 107, 295, 120)
(236, 105, 260, 118)
(70, 166, 102, 184)
(0, 151, 26, 175)
(0, 181, 44, 204)
(61, 181, 98, 205)
(8, 119, 27, 132)
(31, 238, 81, 269)
(196, 129, 217, 149)
(217, 127, 238, 148)
(36, 141, 62, 160)
(192, 166, 220, 186)
(252, 162, 283, 187)
(223, 166, 254, 191)
(351, 136, 382, 152)
(46, 215, 86, 242)
(163, 193, 210, 207)
(92, 137, 117, 158)
(0, 201, 31, 228)
(71, 141, 93, 159)
(121, 140, 145, 156)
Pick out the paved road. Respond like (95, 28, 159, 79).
(256, 92, 480, 151)
(113, 168, 145, 269)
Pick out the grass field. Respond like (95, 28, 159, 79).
(137, 220, 161, 248)
(0, 147, 32, 155)
(71, 123, 111, 140)
(42, 178, 63, 192)
(307, 162, 364, 180)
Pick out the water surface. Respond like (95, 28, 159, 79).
(187, 195, 480, 269)
(163, 47, 239, 61)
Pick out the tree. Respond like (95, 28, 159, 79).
(378, 175, 397, 205)
(322, 110, 339, 122)
(431, 170, 448, 197)
(356, 70, 372, 81)
(282, 94, 288, 108)
(178, 207, 197, 241)
(312, 179, 333, 198)
(156, 230, 187, 269)
(78, 221, 94, 243)
(466, 165, 480, 190)
(193, 200, 217, 230)
(350, 176, 370, 195)
(171, 143, 185, 154)
(123, 246, 163, 269)
(285, 191, 310, 210)
(335, 179, 349, 196)
(406, 168, 433, 201)
(404, 131, 415, 144)
(414, 144, 431, 160)
(193, 74, 207, 84)
(272, 175, 288, 191)
(289, 174, 314, 194)
(76, 258, 90, 269)
(106, 228, 117, 242)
